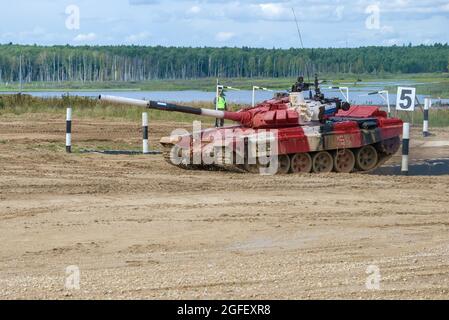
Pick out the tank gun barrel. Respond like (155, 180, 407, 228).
(99, 94, 224, 117)
(98, 94, 245, 122)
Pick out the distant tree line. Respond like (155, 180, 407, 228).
(0, 43, 448, 83)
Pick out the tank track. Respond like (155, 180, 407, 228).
(161, 145, 246, 173)
(160, 136, 400, 174)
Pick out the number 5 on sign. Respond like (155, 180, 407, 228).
(396, 87, 416, 112)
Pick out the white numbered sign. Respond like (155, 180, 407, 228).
(396, 87, 416, 112)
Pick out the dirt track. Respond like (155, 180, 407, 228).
(1, 113, 449, 299)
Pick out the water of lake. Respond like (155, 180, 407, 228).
(2, 81, 448, 106)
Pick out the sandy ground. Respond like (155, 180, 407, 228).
(1, 113, 449, 300)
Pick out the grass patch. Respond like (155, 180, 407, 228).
(28, 141, 143, 154)
(30, 142, 66, 153)
(395, 109, 449, 127)
(1, 92, 448, 127)
(1, 73, 448, 96)
(0, 93, 242, 123)
(71, 143, 141, 153)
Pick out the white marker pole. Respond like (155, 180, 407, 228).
(142, 112, 149, 154)
(215, 80, 219, 111)
(330, 86, 349, 102)
(66, 107, 72, 153)
(215, 81, 221, 127)
(252, 86, 273, 107)
(401, 122, 410, 175)
(340, 87, 349, 102)
(384, 91, 391, 117)
(423, 98, 431, 137)
(252, 86, 258, 107)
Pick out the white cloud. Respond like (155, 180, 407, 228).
(73, 33, 97, 42)
(21, 27, 47, 37)
(258, 3, 287, 19)
(215, 31, 235, 42)
(0, 27, 60, 43)
(0, 0, 447, 47)
(335, 6, 345, 21)
(383, 38, 402, 45)
(125, 32, 151, 43)
(380, 25, 395, 34)
(187, 5, 201, 14)
(364, 0, 449, 15)
(422, 38, 435, 45)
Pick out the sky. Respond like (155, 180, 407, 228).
(0, 0, 448, 48)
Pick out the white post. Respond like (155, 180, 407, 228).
(252, 86, 273, 107)
(252, 86, 258, 107)
(19, 55, 23, 94)
(401, 122, 410, 175)
(330, 86, 349, 102)
(215, 82, 222, 127)
(66, 107, 72, 153)
(340, 87, 349, 102)
(386, 93, 391, 117)
(142, 112, 149, 154)
(215, 80, 219, 111)
(423, 98, 431, 137)
(375, 90, 390, 117)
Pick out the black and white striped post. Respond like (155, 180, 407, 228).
(66, 107, 72, 153)
(142, 112, 149, 154)
(423, 98, 431, 137)
(401, 122, 410, 175)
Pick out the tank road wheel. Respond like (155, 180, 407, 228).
(333, 149, 355, 173)
(290, 153, 312, 174)
(277, 154, 291, 175)
(244, 163, 259, 174)
(244, 159, 261, 174)
(168, 145, 186, 165)
(168, 145, 197, 170)
(355, 145, 378, 171)
(378, 137, 401, 155)
(312, 151, 334, 173)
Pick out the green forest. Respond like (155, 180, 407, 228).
(0, 43, 448, 83)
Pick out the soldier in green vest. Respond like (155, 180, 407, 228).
(214, 89, 227, 127)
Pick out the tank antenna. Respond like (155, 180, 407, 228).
(291, 8, 311, 83)
(291, 8, 304, 49)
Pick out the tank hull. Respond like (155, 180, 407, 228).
(160, 105, 403, 174)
